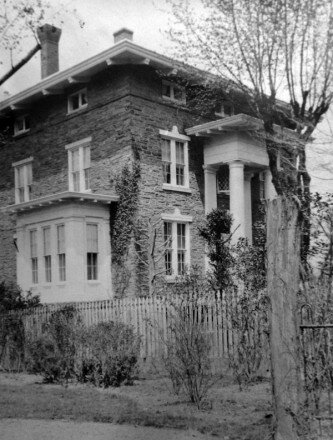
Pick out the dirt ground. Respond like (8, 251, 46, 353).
(0, 419, 211, 440)
(0, 372, 273, 439)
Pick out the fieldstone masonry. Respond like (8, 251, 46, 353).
(0, 64, 209, 298)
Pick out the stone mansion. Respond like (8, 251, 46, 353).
(0, 25, 277, 302)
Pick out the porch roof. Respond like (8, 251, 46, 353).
(3, 191, 118, 214)
(186, 114, 262, 137)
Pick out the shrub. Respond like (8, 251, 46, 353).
(76, 321, 141, 387)
(0, 281, 39, 371)
(160, 273, 217, 408)
(26, 305, 82, 383)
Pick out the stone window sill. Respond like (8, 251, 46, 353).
(162, 184, 192, 194)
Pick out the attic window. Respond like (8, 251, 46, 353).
(14, 115, 30, 136)
(162, 80, 186, 104)
(215, 101, 234, 117)
(67, 89, 88, 114)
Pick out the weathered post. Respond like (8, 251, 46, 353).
(267, 197, 302, 440)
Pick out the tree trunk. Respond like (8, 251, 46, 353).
(267, 197, 302, 440)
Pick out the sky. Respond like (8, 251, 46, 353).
(1, 0, 332, 193)
(1, 0, 174, 96)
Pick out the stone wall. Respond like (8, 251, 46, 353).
(0, 64, 210, 296)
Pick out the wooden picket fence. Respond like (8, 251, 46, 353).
(1, 291, 260, 372)
(22, 294, 237, 363)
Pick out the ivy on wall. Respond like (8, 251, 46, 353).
(110, 161, 141, 265)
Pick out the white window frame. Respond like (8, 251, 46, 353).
(162, 80, 186, 104)
(67, 88, 88, 114)
(14, 114, 30, 136)
(65, 137, 92, 192)
(86, 223, 98, 281)
(159, 126, 190, 192)
(57, 224, 66, 282)
(161, 210, 192, 279)
(43, 226, 52, 283)
(12, 157, 33, 204)
(29, 229, 38, 284)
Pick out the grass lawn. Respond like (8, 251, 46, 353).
(0, 373, 273, 439)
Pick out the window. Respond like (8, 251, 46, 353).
(87, 223, 98, 280)
(12, 157, 33, 203)
(215, 101, 234, 117)
(162, 80, 186, 104)
(57, 225, 66, 282)
(160, 126, 190, 191)
(67, 89, 87, 113)
(30, 230, 38, 284)
(43, 227, 52, 283)
(163, 221, 189, 277)
(217, 165, 230, 194)
(66, 137, 92, 192)
(162, 210, 192, 278)
(14, 115, 30, 136)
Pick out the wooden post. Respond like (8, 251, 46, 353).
(267, 197, 302, 440)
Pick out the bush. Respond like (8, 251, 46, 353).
(0, 281, 39, 371)
(160, 273, 216, 408)
(26, 306, 82, 383)
(76, 321, 141, 387)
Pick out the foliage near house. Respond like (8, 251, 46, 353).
(26, 306, 141, 387)
(0, 281, 39, 370)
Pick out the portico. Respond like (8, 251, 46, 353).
(187, 114, 276, 243)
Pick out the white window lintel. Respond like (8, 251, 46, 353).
(159, 126, 190, 142)
(12, 156, 33, 168)
(65, 136, 92, 151)
(161, 209, 193, 223)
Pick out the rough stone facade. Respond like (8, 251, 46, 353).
(0, 63, 211, 298)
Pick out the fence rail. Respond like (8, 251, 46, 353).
(21, 295, 235, 361)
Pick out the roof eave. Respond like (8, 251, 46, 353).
(2, 191, 118, 213)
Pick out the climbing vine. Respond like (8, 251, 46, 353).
(110, 161, 141, 264)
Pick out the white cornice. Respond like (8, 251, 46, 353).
(0, 40, 182, 114)
(3, 191, 118, 213)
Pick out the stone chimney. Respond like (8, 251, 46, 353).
(37, 24, 62, 79)
(113, 28, 133, 44)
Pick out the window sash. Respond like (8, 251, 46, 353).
(87, 253, 98, 280)
(30, 230, 37, 257)
(87, 224, 98, 253)
(161, 138, 188, 188)
(31, 257, 38, 284)
(44, 255, 52, 283)
(164, 221, 188, 276)
(68, 145, 91, 192)
(43, 227, 51, 256)
(57, 225, 65, 254)
(15, 163, 32, 203)
(58, 254, 66, 282)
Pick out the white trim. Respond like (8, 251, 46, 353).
(162, 184, 192, 193)
(13, 115, 30, 136)
(160, 126, 190, 189)
(13, 160, 33, 204)
(161, 209, 193, 223)
(67, 88, 88, 114)
(65, 137, 92, 151)
(12, 156, 33, 168)
(162, 211, 191, 278)
(159, 127, 190, 141)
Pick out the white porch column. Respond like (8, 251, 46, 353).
(265, 169, 277, 200)
(244, 172, 253, 244)
(203, 165, 217, 214)
(229, 161, 245, 242)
